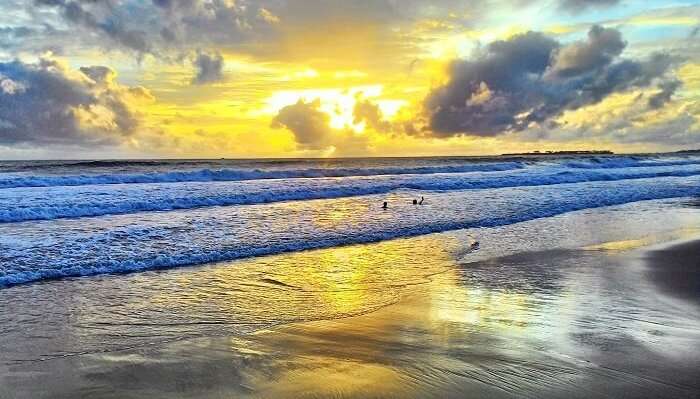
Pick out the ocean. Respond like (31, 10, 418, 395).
(2, 154, 700, 287)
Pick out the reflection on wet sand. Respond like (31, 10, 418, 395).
(12, 245, 697, 399)
(0, 234, 460, 365)
(67, 247, 700, 398)
(218, 248, 700, 398)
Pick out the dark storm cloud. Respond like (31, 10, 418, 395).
(559, 0, 620, 13)
(0, 59, 144, 147)
(423, 25, 679, 137)
(424, 31, 559, 136)
(192, 51, 224, 85)
(271, 99, 333, 149)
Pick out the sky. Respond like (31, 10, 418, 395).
(0, 0, 699, 159)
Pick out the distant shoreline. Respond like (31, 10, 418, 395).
(675, 149, 700, 154)
(501, 150, 614, 156)
(8, 150, 700, 163)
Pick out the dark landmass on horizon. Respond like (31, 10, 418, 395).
(501, 150, 614, 156)
(675, 149, 700, 154)
(15, 149, 700, 162)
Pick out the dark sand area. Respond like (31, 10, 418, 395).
(646, 239, 700, 304)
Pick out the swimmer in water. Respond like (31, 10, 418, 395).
(412, 199, 418, 205)
(382, 201, 388, 209)
(419, 196, 424, 205)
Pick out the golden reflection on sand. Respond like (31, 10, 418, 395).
(430, 283, 532, 331)
(211, 236, 546, 398)
(225, 271, 542, 398)
(145, 234, 461, 327)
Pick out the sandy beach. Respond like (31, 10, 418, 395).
(2, 199, 700, 399)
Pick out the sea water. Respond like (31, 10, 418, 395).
(2, 154, 700, 286)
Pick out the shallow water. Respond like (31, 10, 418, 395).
(4, 174, 700, 286)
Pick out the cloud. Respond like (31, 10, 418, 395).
(648, 79, 682, 109)
(34, 0, 152, 55)
(23, 0, 518, 64)
(610, 114, 699, 146)
(79, 65, 116, 85)
(547, 25, 626, 78)
(0, 73, 27, 94)
(192, 51, 225, 84)
(0, 26, 34, 40)
(271, 99, 333, 149)
(559, 0, 620, 13)
(151, 0, 277, 46)
(270, 99, 372, 154)
(0, 58, 150, 147)
(423, 26, 680, 137)
(353, 98, 391, 132)
(424, 31, 559, 136)
(30, 0, 279, 58)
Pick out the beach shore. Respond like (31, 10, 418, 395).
(3, 230, 700, 399)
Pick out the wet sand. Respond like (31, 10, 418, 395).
(3, 244, 700, 398)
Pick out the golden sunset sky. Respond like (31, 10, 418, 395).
(1, 0, 699, 158)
